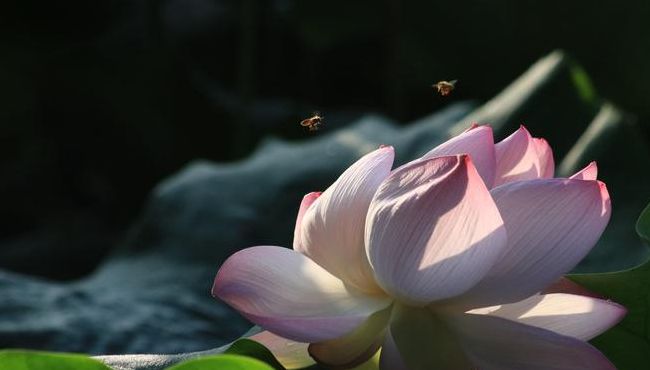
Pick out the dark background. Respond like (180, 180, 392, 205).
(1, 0, 649, 280)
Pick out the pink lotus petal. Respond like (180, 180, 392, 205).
(378, 329, 408, 370)
(467, 293, 626, 341)
(292, 192, 321, 254)
(213, 246, 391, 342)
(420, 125, 496, 187)
(308, 308, 390, 368)
(296, 146, 394, 293)
(533, 137, 555, 178)
(366, 155, 507, 305)
(570, 161, 598, 180)
(249, 331, 314, 370)
(543, 277, 605, 299)
(494, 126, 554, 187)
(461, 178, 611, 306)
(446, 313, 616, 370)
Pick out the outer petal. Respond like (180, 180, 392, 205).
(292, 192, 321, 252)
(249, 331, 315, 370)
(308, 307, 390, 368)
(213, 246, 391, 342)
(366, 155, 507, 305)
(420, 125, 496, 187)
(494, 126, 554, 186)
(570, 161, 598, 180)
(461, 178, 611, 306)
(445, 313, 616, 370)
(467, 293, 626, 341)
(297, 146, 394, 293)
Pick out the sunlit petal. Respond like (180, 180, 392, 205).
(533, 137, 555, 178)
(366, 155, 507, 304)
(420, 125, 496, 187)
(297, 146, 394, 293)
(467, 293, 626, 341)
(460, 178, 611, 306)
(213, 246, 391, 342)
(292, 192, 321, 253)
(570, 161, 598, 180)
(494, 126, 554, 186)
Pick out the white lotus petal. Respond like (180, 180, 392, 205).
(366, 155, 507, 305)
(213, 246, 391, 342)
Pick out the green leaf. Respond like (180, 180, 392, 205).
(96, 331, 287, 370)
(165, 354, 275, 370)
(0, 350, 112, 370)
(224, 338, 284, 370)
(568, 203, 650, 370)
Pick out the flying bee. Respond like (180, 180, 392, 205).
(300, 112, 323, 132)
(433, 80, 458, 96)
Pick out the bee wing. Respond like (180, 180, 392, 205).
(300, 119, 312, 126)
(449, 80, 458, 86)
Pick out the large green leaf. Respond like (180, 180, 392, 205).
(569, 203, 650, 370)
(96, 336, 285, 370)
(0, 350, 112, 370)
(165, 354, 274, 370)
(224, 338, 284, 370)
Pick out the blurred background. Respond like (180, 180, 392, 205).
(1, 0, 649, 279)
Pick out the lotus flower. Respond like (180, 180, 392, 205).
(213, 125, 625, 369)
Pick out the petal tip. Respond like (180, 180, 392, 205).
(304, 191, 322, 200)
(569, 161, 598, 181)
(534, 136, 550, 145)
(211, 268, 226, 299)
(211, 252, 244, 300)
(597, 181, 611, 215)
(611, 301, 628, 321)
(596, 180, 610, 199)
(464, 123, 493, 135)
(371, 145, 396, 166)
(459, 153, 472, 167)
(210, 281, 219, 298)
(377, 144, 395, 153)
(516, 124, 532, 137)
